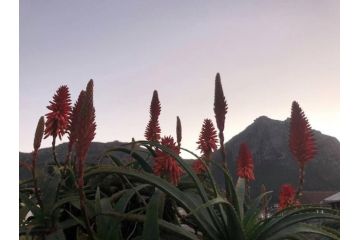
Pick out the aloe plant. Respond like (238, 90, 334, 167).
(19, 76, 339, 239)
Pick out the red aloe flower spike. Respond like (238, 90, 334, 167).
(145, 90, 161, 142)
(44, 85, 71, 167)
(44, 85, 72, 140)
(72, 80, 97, 239)
(33, 116, 45, 153)
(278, 184, 300, 210)
(65, 91, 87, 166)
(214, 73, 228, 134)
(289, 101, 316, 165)
(76, 89, 96, 188)
(153, 136, 184, 185)
(196, 118, 218, 159)
(176, 116, 182, 149)
(236, 143, 255, 181)
(192, 159, 207, 174)
(289, 101, 316, 196)
(213, 73, 228, 169)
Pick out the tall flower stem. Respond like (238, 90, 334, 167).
(79, 185, 95, 240)
(31, 151, 43, 209)
(51, 136, 60, 168)
(32, 116, 44, 209)
(245, 179, 250, 199)
(72, 80, 96, 239)
(214, 73, 228, 171)
(219, 132, 227, 170)
(64, 142, 74, 171)
(64, 150, 72, 169)
(289, 101, 316, 200)
(296, 165, 305, 198)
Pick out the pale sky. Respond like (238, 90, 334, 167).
(20, 0, 339, 157)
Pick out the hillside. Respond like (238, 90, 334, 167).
(211, 116, 340, 200)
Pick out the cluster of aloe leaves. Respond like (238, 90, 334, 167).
(20, 138, 339, 240)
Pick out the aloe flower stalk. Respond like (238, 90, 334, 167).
(75, 91, 96, 188)
(44, 85, 71, 167)
(289, 101, 316, 197)
(65, 80, 94, 167)
(65, 91, 86, 166)
(145, 90, 161, 142)
(32, 116, 45, 208)
(71, 81, 96, 239)
(278, 184, 299, 210)
(153, 136, 184, 185)
(214, 73, 228, 168)
(176, 116, 182, 149)
(197, 118, 218, 160)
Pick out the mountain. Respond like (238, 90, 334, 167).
(211, 116, 340, 201)
(20, 116, 340, 203)
(19, 141, 135, 180)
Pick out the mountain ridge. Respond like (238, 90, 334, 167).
(20, 115, 340, 202)
(211, 115, 339, 200)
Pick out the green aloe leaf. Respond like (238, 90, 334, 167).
(187, 197, 231, 217)
(105, 147, 153, 173)
(93, 187, 122, 240)
(85, 165, 219, 240)
(266, 223, 339, 240)
(51, 194, 80, 212)
(244, 191, 273, 232)
(137, 141, 226, 239)
(45, 228, 66, 240)
(114, 184, 151, 213)
(102, 211, 199, 240)
(106, 153, 124, 167)
(263, 212, 339, 238)
(143, 190, 162, 240)
(252, 207, 339, 240)
(235, 177, 246, 220)
(19, 192, 41, 217)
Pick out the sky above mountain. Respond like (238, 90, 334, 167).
(20, 0, 339, 156)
